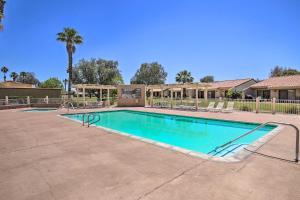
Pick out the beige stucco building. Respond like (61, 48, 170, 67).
(249, 75, 300, 100)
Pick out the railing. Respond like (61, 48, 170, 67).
(275, 99, 300, 115)
(145, 97, 300, 115)
(71, 96, 118, 108)
(81, 113, 101, 127)
(208, 121, 299, 162)
(7, 98, 27, 105)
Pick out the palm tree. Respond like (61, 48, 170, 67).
(1, 66, 8, 81)
(19, 71, 26, 83)
(175, 70, 194, 84)
(0, 0, 6, 30)
(56, 28, 83, 98)
(10, 72, 18, 81)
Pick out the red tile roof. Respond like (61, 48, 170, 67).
(208, 78, 253, 89)
(251, 75, 300, 89)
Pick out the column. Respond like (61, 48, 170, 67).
(181, 88, 183, 100)
(204, 89, 208, 100)
(76, 88, 79, 105)
(272, 97, 276, 115)
(107, 89, 110, 106)
(5, 96, 8, 105)
(45, 96, 49, 104)
(256, 97, 260, 113)
(195, 88, 199, 110)
(150, 88, 153, 107)
(100, 89, 103, 101)
(27, 96, 30, 105)
(83, 87, 86, 106)
(170, 88, 173, 109)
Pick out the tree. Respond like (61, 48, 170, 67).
(16, 72, 40, 85)
(19, 71, 26, 83)
(270, 66, 300, 77)
(10, 72, 18, 81)
(175, 70, 194, 84)
(73, 58, 123, 85)
(0, 0, 6, 30)
(56, 27, 83, 98)
(130, 62, 167, 85)
(200, 75, 214, 83)
(1, 66, 8, 81)
(40, 78, 63, 88)
(226, 88, 242, 99)
(96, 59, 123, 85)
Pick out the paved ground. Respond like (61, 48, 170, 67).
(0, 107, 299, 200)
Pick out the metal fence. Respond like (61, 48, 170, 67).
(1, 96, 300, 115)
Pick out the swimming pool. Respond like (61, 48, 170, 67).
(62, 110, 279, 161)
(23, 108, 57, 112)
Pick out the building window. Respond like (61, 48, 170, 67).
(208, 91, 215, 99)
(257, 90, 270, 99)
(200, 91, 204, 98)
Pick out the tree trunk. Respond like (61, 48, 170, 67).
(67, 49, 73, 100)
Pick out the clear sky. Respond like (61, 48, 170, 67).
(0, 0, 299, 83)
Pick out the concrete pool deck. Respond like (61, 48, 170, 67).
(0, 107, 299, 200)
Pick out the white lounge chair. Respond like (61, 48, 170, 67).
(209, 102, 224, 112)
(199, 102, 215, 112)
(85, 101, 104, 109)
(222, 101, 234, 113)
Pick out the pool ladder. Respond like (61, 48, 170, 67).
(82, 113, 101, 127)
(208, 122, 299, 162)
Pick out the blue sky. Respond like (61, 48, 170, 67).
(0, 0, 299, 83)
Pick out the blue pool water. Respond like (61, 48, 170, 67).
(63, 110, 276, 156)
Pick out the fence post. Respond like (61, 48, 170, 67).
(27, 96, 30, 105)
(46, 96, 49, 104)
(5, 96, 8, 105)
(272, 97, 276, 114)
(256, 97, 260, 113)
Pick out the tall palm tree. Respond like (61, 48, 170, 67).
(56, 28, 83, 98)
(175, 70, 194, 84)
(1, 66, 8, 81)
(10, 72, 18, 81)
(19, 71, 26, 83)
(0, 0, 6, 30)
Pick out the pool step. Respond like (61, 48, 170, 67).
(213, 143, 248, 157)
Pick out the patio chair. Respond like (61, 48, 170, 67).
(222, 101, 234, 113)
(209, 102, 224, 112)
(160, 101, 169, 108)
(199, 102, 215, 112)
(85, 101, 104, 109)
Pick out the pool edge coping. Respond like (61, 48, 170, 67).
(57, 110, 283, 163)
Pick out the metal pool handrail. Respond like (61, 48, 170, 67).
(208, 121, 299, 162)
(82, 113, 101, 127)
